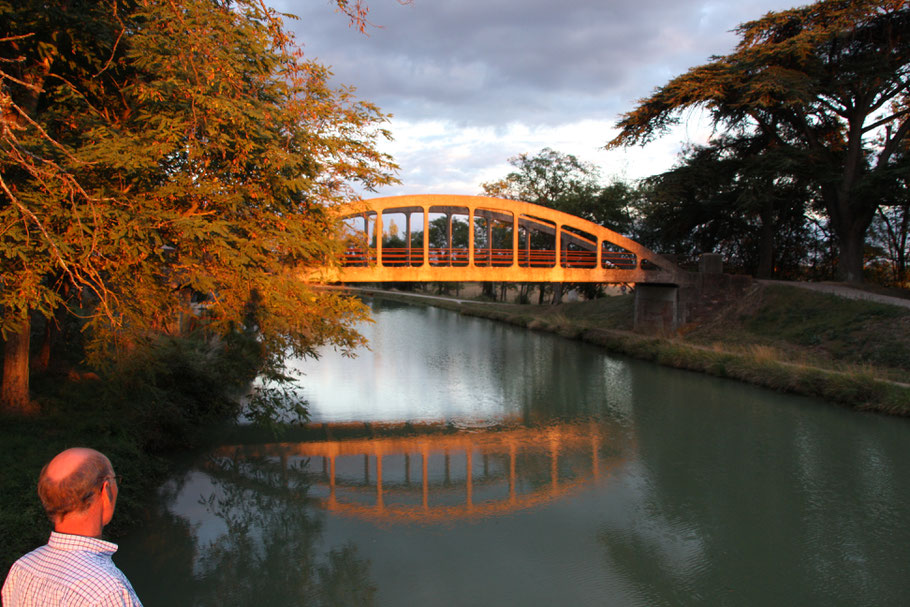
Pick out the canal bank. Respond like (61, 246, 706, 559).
(348, 284, 910, 416)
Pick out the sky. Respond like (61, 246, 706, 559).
(272, 0, 802, 197)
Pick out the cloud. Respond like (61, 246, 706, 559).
(273, 0, 799, 194)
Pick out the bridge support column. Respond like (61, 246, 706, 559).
(634, 284, 680, 335)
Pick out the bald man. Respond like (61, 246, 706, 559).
(2, 448, 143, 606)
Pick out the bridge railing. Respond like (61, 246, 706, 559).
(342, 247, 639, 271)
(473, 248, 514, 267)
(602, 251, 637, 270)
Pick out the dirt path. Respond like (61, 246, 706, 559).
(758, 280, 910, 310)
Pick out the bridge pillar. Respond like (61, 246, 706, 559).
(634, 284, 680, 335)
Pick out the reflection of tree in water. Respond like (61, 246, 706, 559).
(129, 455, 377, 607)
(194, 455, 377, 607)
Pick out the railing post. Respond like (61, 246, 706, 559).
(468, 207, 475, 267)
(512, 214, 519, 267)
(446, 212, 453, 266)
(554, 224, 561, 268)
(423, 207, 430, 266)
(375, 212, 383, 266)
(405, 212, 412, 267)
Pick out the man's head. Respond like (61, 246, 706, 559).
(37, 448, 118, 531)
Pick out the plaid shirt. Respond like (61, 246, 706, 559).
(2, 532, 142, 607)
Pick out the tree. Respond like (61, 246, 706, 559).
(636, 136, 814, 278)
(482, 148, 633, 303)
(482, 148, 602, 209)
(0, 0, 397, 413)
(868, 150, 910, 285)
(609, 0, 910, 283)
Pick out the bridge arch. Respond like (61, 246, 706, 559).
(325, 194, 685, 285)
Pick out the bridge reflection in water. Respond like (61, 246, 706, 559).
(215, 421, 630, 524)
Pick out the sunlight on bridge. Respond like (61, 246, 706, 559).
(316, 195, 685, 285)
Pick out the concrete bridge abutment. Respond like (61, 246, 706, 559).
(633, 254, 754, 335)
(633, 284, 681, 335)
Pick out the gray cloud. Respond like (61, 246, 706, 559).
(271, 0, 799, 193)
(277, 0, 795, 127)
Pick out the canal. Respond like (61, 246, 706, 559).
(117, 298, 910, 606)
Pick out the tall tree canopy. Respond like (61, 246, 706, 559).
(637, 136, 814, 278)
(0, 0, 397, 412)
(609, 0, 910, 283)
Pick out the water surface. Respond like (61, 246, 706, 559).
(118, 299, 910, 606)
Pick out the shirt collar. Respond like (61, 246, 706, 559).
(48, 531, 119, 556)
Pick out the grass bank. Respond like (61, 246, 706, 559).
(360, 284, 910, 416)
(1, 332, 260, 579)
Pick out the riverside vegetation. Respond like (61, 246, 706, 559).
(360, 283, 910, 416)
(0, 331, 262, 579)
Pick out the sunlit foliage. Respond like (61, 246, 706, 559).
(0, 0, 398, 411)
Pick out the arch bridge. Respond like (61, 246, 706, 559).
(321, 195, 688, 286)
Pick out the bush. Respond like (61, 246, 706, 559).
(101, 331, 262, 452)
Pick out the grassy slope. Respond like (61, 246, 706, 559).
(685, 285, 910, 382)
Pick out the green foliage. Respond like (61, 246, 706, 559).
(481, 147, 636, 234)
(636, 137, 817, 277)
(243, 379, 311, 436)
(482, 147, 602, 210)
(610, 0, 910, 283)
(101, 332, 261, 452)
(427, 215, 470, 248)
(480, 148, 637, 302)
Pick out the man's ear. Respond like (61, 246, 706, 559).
(105, 481, 113, 501)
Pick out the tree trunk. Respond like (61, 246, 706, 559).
(894, 203, 908, 285)
(33, 316, 54, 373)
(756, 198, 775, 279)
(836, 223, 868, 284)
(552, 283, 564, 305)
(2, 315, 36, 415)
(824, 180, 878, 284)
(481, 281, 495, 299)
